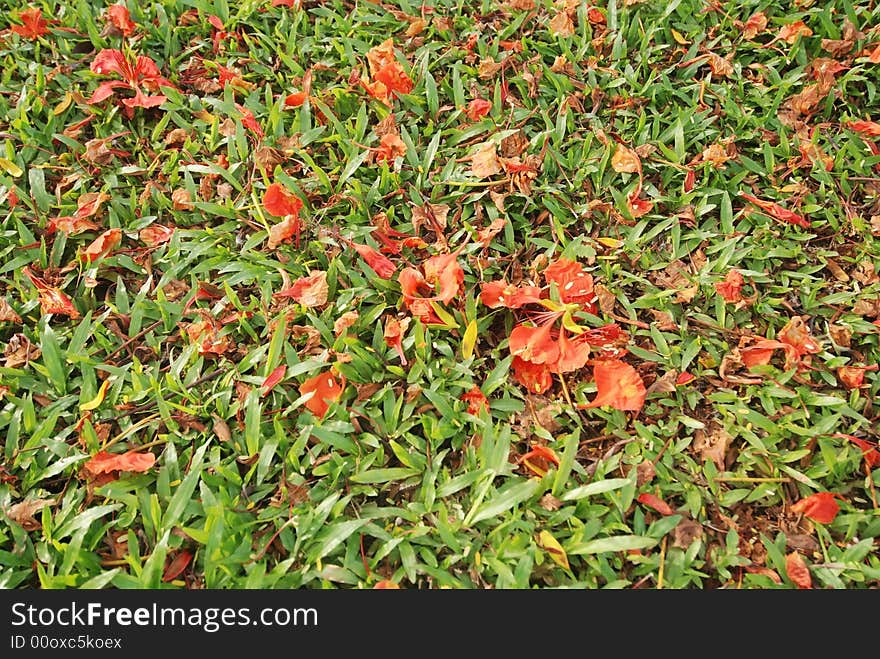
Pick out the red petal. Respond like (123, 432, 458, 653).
(87, 80, 128, 104)
(84, 450, 156, 476)
(637, 493, 675, 516)
(383, 316, 410, 365)
(480, 281, 543, 309)
(91, 49, 127, 77)
(423, 252, 463, 304)
(352, 242, 396, 279)
(511, 356, 553, 394)
(580, 359, 646, 412)
(791, 492, 841, 524)
(285, 91, 308, 107)
(741, 193, 810, 228)
(274, 271, 328, 307)
(106, 4, 136, 36)
(299, 371, 345, 418)
(466, 98, 492, 121)
(553, 328, 591, 374)
(162, 550, 193, 583)
(122, 90, 166, 108)
(263, 182, 303, 218)
(260, 364, 287, 397)
(544, 258, 596, 307)
(785, 552, 812, 589)
(82, 228, 122, 262)
(849, 120, 880, 137)
(460, 385, 489, 415)
(12, 8, 49, 39)
(715, 269, 744, 303)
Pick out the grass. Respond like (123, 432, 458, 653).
(0, 0, 879, 590)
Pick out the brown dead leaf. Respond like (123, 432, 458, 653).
(821, 19, 863, 57)
(828, 324, 852, 348)
(171, 188, 194, 211)
(693, 423, 732, 470)
(646, 370, 679, 395)
(707, 53, 734, 77)
(853, 298, 880, 317)
(0, 297, 21, 323)
(525, 394, 562, 433)
(334, 310, 359, 336)
(4, 333, 40, 368)
(671, 518, 703, 549)
(549, 10, 575, 37)
(499, 130, 529, 158)
(824, 258, 849, 282)
(853, 261, 878, 285)
(489, 191, 507, 213)
(478, 57, 503, 79)
(649, 309, 677, 331)
(412, 203, 450, 235)
(211, 414, 232, 443)
(635, 459, 656, 487)
(470, 142, 502, 178)
(594, 284, 616, 314)
(5, 498, 55, 530)
(539, 493, 562, 511)
(611, 144, 641, 174)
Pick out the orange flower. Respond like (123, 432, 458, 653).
(383, 316, 410, 365)
(480, 281, 543, 309)
(791, 492, 841, 524)
(580, 359, 646, 412)
(837, 365, 875, 389)
(520, 444, 559, 477)
(88, 49, 172, 109)
(460, 385, 489, 415)
(22, 266, 79, 318)
(11, 7, 49, 39)
(511, 356, 553, 394)
(82, 228, 122, 262)
(398, 251, 463, 322)
(374, 133, 407, 162)
(360, 39, 413, 106)
(508, 322, 560, 366)
(299, 370, 346, 418)
(543, 258, 596, 310)
(263, 182, 303, 248)
(715, 269, 744, 303)
(465, 98, 492, 121)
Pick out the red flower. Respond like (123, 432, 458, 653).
(580, 359, 646, 412)
(263, 182, 303, 248)
(520, 444, 559, 477)
(466, 98, 492, 121)
(235, 103, 264, 138)
(299, 370, 345, 418)
(511, 356, 553, 394)
(791, 492, 841, 524)
(715, 269, 744, 303)
(777, 317, 821, 360)
(543, 258, 596, 310)
(82, 227, 122, 262)
(359, 39, 413, 106)
(11, 7, 49, 39)
(383, 316, 410, 365)
(88, 49, 172, 109)
(480, 281, 543, 309)
(509, 322, 560, 366)
(22, 266, 79, 318)
(460, 385, 489, 415)
(106, 4, 136, 37)
(553, 327, 591, 374)
(348, 240, 397, 279)
(374, 133, 407, 162)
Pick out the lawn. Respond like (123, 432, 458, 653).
(1, 0, 879, 590)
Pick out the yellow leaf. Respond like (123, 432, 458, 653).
(537, 530, 570, 570)
(428, 301, 458, 329)
(671, 29, 690, 45)
(80, 380, 111, 411)
(462, 319, 477, 360)
(53, 93, 73, 116)
(597, 237, 622, 248)
(0, 158, 23, 178)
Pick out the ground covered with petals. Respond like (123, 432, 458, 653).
(1, 0, 879, 589)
